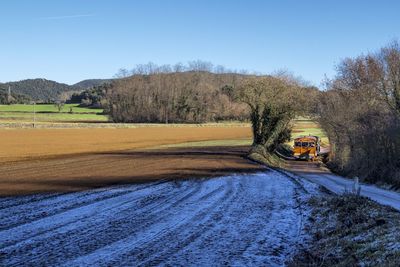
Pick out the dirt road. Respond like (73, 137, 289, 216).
(284, 160, 400, 211)
(0, 170, 318, 266)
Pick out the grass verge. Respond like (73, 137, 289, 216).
(247, 145, 285, 168)
(289, 194, 400, 266)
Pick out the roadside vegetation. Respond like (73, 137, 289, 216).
(317, 41, 400, 189)
(290, 194, 400, 266)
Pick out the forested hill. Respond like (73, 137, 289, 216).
(0, 78, 112, 103)
(0, 87, 31, 104)
(0, 79, 77, 102)
(73, 79, 113, 89)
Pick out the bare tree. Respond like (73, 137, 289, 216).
(114, 68, 131, 78)
(54, 101, 65, 112)
(108, 70, 249, 123)
(317, 41, 400, 187)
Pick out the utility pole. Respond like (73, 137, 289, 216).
(7, 86, 11, 104)
(33, 101, 36, 128)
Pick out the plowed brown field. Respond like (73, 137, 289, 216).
(0, 127, 263, 196)
(0, 127, 251, 163)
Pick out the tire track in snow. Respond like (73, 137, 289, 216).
(145, 173, 292, 266)
(0, 193, 67, 210)
(118, 178, 238, 266)
(0, 181, 168, 230)
(61, 178, 233, 267)
(1, 180, 215, 266)
(1, 172, 317, 266)
(0, 181, 173, 249)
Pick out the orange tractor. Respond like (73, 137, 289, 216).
(293, 135, 320, 161)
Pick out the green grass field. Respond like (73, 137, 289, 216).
(0, 104, 103, 113)
(0, 112, 109, 122)
(291, 118, 329, 146)
(0, 104, 108, 123)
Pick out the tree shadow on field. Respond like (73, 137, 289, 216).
(99, 146, 249, 158)
(0, 146, 267, 196)
(0, 167, 265, 195)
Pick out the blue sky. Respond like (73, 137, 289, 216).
(1, 0, 399, 86)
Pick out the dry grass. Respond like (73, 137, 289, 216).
(289, 194, 400, 266)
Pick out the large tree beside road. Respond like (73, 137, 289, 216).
(233, 76, 299, 157)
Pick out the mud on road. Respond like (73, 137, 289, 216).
(0, 170, 318, 266)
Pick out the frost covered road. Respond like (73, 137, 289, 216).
(0, 170, 316, 266)
(302, 173, 400, 211)
(284, 160, 400, 211)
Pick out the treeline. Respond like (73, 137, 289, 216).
(108, 62, 251, 123)
(73, 79, 113, 89)
(317, 41, 400, 188)
(68, 83, 110, 108)
(114, 60, 252, 77)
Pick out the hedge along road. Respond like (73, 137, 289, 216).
(0, 170, 320, 266)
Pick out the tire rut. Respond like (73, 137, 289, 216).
(62, 179, 233, 267)
(1, 180, 208, 266)
(0, 181, 168, 230)
(1, 171, 316, 266)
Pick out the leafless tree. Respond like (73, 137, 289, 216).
(317, 41, 400, 188)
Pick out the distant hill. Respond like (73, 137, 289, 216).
(73, 79, 113, 89)
(0, 79, 78, 102)
(0, 78, 113, 103)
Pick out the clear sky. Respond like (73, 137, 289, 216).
(1, 0, 399, 86)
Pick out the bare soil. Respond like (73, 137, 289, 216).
(0, 146, 264, 196)
(0, 126, 251, 163)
